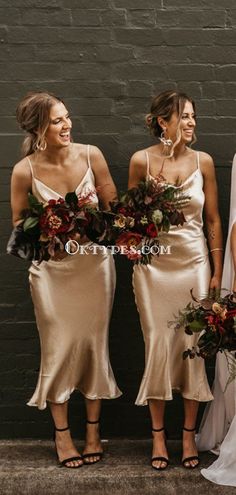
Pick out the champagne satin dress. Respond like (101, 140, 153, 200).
(27, 145, 122, 410)
(133, 151, 213, 406)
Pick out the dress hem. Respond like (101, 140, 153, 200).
(135, 389, 213, 406)
(27, 387, 123, 410)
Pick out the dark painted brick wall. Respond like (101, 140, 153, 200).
(0, 0, 235, 439)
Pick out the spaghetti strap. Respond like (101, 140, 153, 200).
(196, 151, 200, 170)
(27, 156, 34, 177)
(87, 144, 91, 169)
(145, 151, 150, 178)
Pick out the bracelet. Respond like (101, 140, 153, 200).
(210, 248, 223, 253)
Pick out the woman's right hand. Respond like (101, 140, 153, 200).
(51, 232, 91, 261)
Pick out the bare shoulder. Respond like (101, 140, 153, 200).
(198, 151, 214, 169)
(130, 149, 146, 165)
(89, 144, 105, 160)
(88, 145, 110, 173)
(12, 156, 31, 181)
(73, 143, 105, 167)
(128, 149, 147, 183)
(196, 151, 216, 180)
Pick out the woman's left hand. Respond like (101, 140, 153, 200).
(209, 275, 221, 297)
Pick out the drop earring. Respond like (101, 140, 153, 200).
(159, 130, 172, 147)
(36, 140, 47, 151)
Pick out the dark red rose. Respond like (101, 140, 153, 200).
(146, 223, 158, 238)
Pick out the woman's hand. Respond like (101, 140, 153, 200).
(209, 275, 221, 298)
(51, 250, 68, 261)
(51, 232, 91, 261)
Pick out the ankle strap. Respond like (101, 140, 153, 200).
(54, 426, 69, 432)
(86, 419, 100, 424)
(183, 426, 196, 432)
(152, 426, 164, 432)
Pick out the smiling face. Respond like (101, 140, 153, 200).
(44, 101, 72, 148)
(160, 100, 196, 145)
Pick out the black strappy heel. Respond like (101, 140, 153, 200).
(82, 419, 103, 465)
(182, 426, 200, 469)
(53, 426, 83, 468)
(151, 427, 169, 470)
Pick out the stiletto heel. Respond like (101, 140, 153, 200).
(53, 426, 83, 468)
(182, 426, 200, 469)
(151, 426, 169, 470)
(82, 419, 103, 465)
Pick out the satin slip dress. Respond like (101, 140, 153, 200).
(133, 151, 213, 405)
(27, 145, 122, 410)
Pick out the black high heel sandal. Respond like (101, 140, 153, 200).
(53, 426, 83, 468)
(182, 426, 200, 469)
(82, 419, 103, 465)
(151, 427, 169, 470)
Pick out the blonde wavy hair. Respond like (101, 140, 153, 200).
(16, 91, 64, 157)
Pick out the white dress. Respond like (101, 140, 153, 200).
(196, 155, 236, 486)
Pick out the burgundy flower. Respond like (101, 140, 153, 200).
(39, 204, 74, 237)
(116, 232, 142, 249)
(146, 223, 158, 238)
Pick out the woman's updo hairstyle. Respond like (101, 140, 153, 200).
(146, 90, 196, 138)
(16, 91, 64, 157)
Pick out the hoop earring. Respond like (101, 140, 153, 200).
(159, 131, 172, 147)
(36, 140, 47, 151)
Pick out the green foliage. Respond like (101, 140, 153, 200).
(28, 193, 44, 213)
(23, 216, 39, 231)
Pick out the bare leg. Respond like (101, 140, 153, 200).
(83, 398, 103, 464)
(50, 401, 83, 467)
(182, 398, 199, 468)
(149, 399, 168, 469)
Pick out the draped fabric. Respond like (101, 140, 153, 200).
(133, 151, 213, 405)
(197, 156, 236, 487)
(27, 146, 122, 410)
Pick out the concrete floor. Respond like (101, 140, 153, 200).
(0, 439, 235, 495)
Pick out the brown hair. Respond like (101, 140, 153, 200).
(16, 91, 64, 157)
(146, 90, 196, 139)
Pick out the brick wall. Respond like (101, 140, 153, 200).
(0, 0, 235, 438)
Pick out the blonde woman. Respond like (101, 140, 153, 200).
(10, 92, 121, 468)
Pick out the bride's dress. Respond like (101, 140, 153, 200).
(196, 156, 236, 486)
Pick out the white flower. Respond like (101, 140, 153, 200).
(152, 209, 163, 224)
(140, 215, 148, 225)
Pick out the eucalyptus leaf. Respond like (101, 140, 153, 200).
(23, 217, 39, 231)
(28, 193, 42, 210)
(188, 319, 205, 333)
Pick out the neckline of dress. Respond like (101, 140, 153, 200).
(33, 166, 91, 198)
(148, 167, 200, 188)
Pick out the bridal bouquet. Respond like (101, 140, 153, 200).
(170, 291, 236, 387)
(93, 178, 190, 264)
(7, 190, 98, 262)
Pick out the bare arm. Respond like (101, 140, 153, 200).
(90, 146, 117, 210)
(10, 159, 32, 226)
(231, 222, 236, 293)
(128, 151, 147, 189)
(201, 152, 223, 290)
